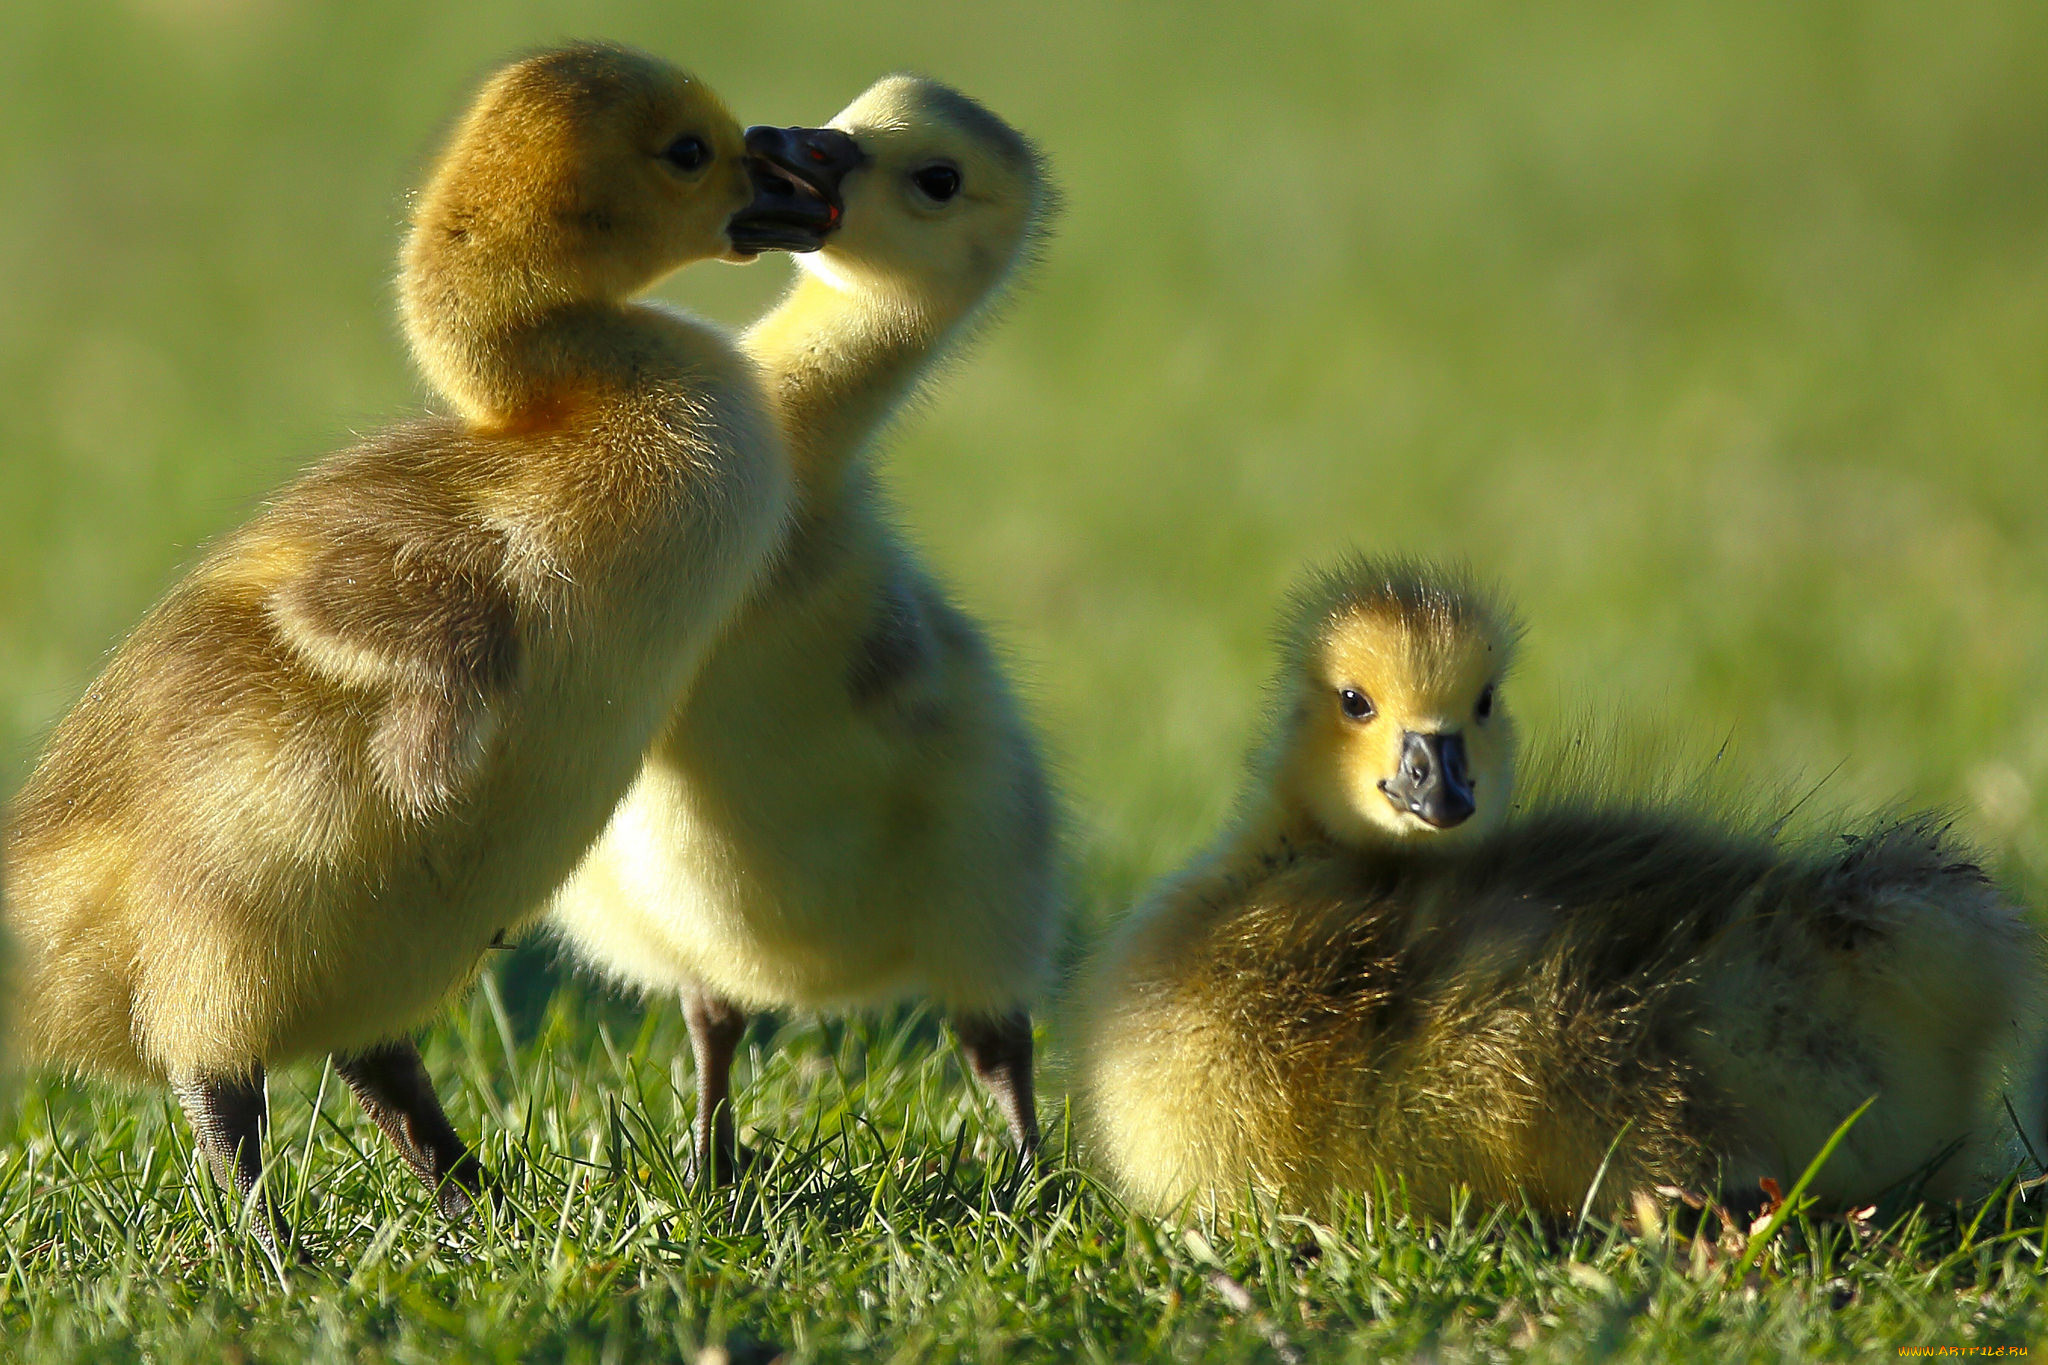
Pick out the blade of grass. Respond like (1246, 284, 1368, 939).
(1731, 1095, 1875, 1282)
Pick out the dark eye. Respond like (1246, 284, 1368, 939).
(662, 135, 710, 172)
(1476, 685, 1496, 721)
(910, 162, 962, 202)
(1339, 689, 1375, 722)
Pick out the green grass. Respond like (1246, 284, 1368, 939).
(6, 0, 2048, 1357)
(8, 989, 2047, 1362)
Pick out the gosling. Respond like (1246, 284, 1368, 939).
(1072, 556, 2046, 1222)
(1, 43, 840, 1257)
(549, 77, 1060, 1180)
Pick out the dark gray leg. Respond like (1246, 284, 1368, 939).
(173, 1067, 297, 1262)
(683, 986, 750, 1184)
(333, 1039, 489, 1221)
(950, 1009, 1040, 1157)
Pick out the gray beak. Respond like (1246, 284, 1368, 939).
(1378, 730, 1477, 829)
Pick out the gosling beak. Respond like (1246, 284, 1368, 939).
(729, 125, 864, 255)
(1378, 731, 1477, 830)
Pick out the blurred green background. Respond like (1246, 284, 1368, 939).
(4, 0, 2047, 916)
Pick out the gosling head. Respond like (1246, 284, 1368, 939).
(1267, 557, 1521, 850)
(403, 43, 759, 327)
(746, 75, 1054, 315)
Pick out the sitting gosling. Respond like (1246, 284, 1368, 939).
(1, 43, 842, 1257)
(1072, 556, 2045, 1221)
(550, 77, 1061, 1179)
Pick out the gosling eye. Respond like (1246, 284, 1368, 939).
(910, 161, 963, 203)
(1476, 684, 1496, 722)
(1339, 689, 1375, 722)
(661, 135, 710, 173)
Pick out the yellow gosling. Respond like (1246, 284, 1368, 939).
(550, 77, 1061, 1178)
(1072, 556, 2046, 1222)
(2, 42, 808, 1258)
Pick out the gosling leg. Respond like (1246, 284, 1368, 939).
(950, 1008, 1040, 1157)
(173, 1067, 297, 1262)
(683, 986, 751, 1184)
(334, 1039, 490, 1220)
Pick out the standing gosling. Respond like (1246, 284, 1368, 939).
(1, 43, 834, 1256)
(1072, 557, 2045, 1221)
(550, 77, 1060, 1179)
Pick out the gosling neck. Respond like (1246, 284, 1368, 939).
(399, 232, 673, 430)
(1237, 728, 1411, 869)
(1236, 783, 1340, 863)
(740, 263, 970, 503)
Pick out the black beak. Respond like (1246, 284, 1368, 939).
(729, 125, 865, 255)
(1378, 731, 1477, 830)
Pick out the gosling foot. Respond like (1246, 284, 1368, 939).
(334, 1038, 495, 1222)
(684, 985, 752, 1187)
(173, 1065, 308, 1267)
(689, 1135, 763, 1187)
(950, 1008, 1040, 1159)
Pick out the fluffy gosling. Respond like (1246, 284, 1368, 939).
(1072, 556, 2045, 1221)
(549, 76, 1061, 1180)
(1, 42, 838, 1257)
